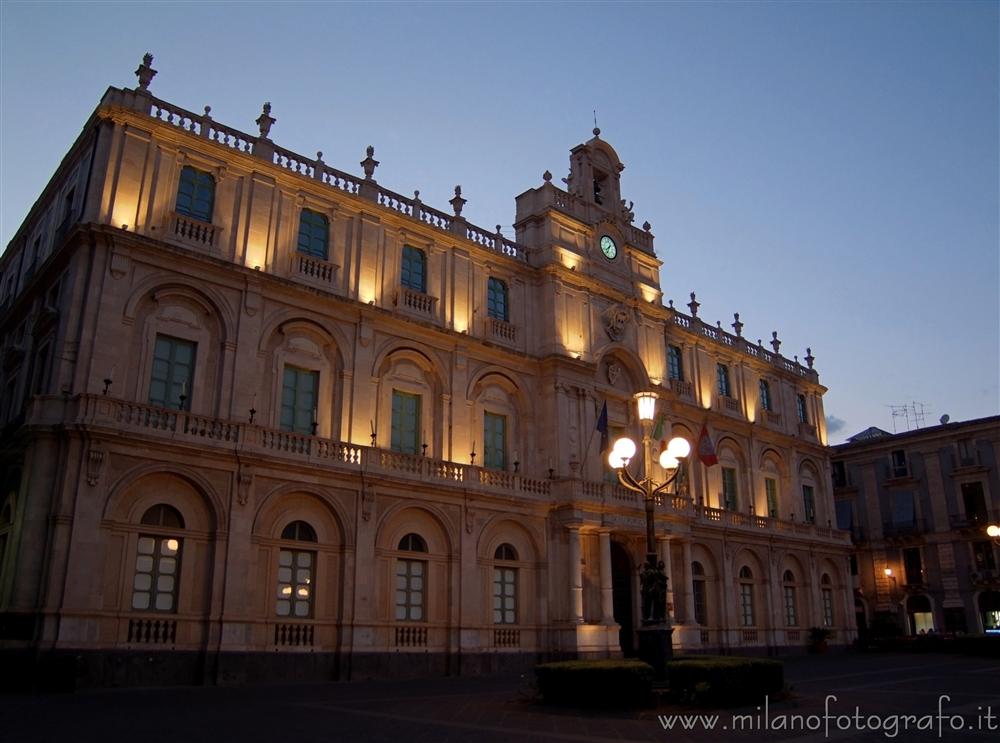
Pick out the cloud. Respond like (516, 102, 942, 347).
(826, 415, 847, 435)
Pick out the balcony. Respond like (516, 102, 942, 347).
(167, 211, 221, 252)
(797, 421, 818, 440)
(486, 316, 517, 345)
(671, 379, 693, 399)
(716, 395, 741, 415)
(948, 509, 999, 531)
(763, 410, 782, 427)
(882, 519, 927, 539)
(395, 286, 437, 317)
(295, 254, 338, 286)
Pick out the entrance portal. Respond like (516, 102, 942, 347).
(611, 542, 635, 656)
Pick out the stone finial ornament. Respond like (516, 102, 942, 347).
(360, 145, 379, 180)
(642, 221, 651, 232)
(450, 185, 467, 217)
(732, 312, 744, 337)
(256, 102, 275, 139)
(135, 52, 157, 91)
(687, 292, 700, 318)
(805, 347, 815, 369)
(593, 126, 601, 137)
(771, 331, 781, 353)
(315, 151, 324, 164)
(543, 170, 552, 183)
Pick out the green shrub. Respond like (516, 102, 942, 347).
(534, 659, 654, 707)
(667, 655, 784, 707)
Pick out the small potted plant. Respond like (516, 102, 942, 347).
(809, 627, 832, 653)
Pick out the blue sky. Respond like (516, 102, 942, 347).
(2, 1, 997, 442)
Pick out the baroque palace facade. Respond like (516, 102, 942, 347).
(0, 56, 852, 685)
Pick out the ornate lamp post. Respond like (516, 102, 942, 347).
(607, 391, 690, 678)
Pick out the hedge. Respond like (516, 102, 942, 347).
(534, 659, 654, 707)
(666, 655, 784, 707)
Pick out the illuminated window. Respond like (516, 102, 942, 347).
(391, 390, 421, 454)
(487, 278, 508, 322)
(401, 246, 427, 293)
(483, 412, 506, 470)
(667, 345, 683, 381)
(132, 504, 184, 613)
(149, 334, 196, 411)
(783, 570, 798, 626)
(796, 394, 808, 424)
(759, 380, 772, 411)
(276, 521, 316, 618)
(716, 364, 731, 397)
(281, 366, 318, 434)
(395, 533, 427, 622)
(739, 566, 754, 627)
(493, 543, 518, 624)
(821, 574, 834, 627)
(175, 165, 215, 222)
(297, 209, 329, 260)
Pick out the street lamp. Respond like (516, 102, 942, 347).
(607, 391, 690, 677)
(987, 524, 1000, 546)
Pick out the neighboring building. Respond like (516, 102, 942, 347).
(832, 416, 1000, 639)
(0, 55, 852, 686)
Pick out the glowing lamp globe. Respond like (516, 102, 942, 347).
(666, 437, 691, 459)
(608, 437, 637, 469)
(987, 525, 1000, 538)
(659, 451, 679, 470)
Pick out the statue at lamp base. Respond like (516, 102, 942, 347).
(639, 559, 669, 624)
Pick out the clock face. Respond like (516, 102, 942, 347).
(600, 235, 618, 261)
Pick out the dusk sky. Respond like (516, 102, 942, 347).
(1, 1, 997, 443)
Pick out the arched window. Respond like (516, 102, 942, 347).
(487, 278, 508, 322)
(175, 165, 215, 223)
(493, 542, 518, 625)
(132, 503, 184, 613)
(297, 208, 329, 260)
(276, 520, 317, 618)
(821, 573, 834, 627)
(783, 570, 798, 627)
(400, 246, 427, 293)
(738, 566, 754, 627)
(396, 533, 427, 622)
(691, 561, 707, 626)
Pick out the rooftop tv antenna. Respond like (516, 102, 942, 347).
(887, 401, 928, 433)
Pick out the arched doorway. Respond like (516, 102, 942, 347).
(979, 591, 1000, 634)
(906, 594, 934, 634)
(611, 542, 635, 656)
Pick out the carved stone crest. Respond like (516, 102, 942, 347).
(606, 361, 622, 386)
(602, 304, 631, 341)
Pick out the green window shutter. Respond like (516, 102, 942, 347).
(297, 209, 329, 259)
(765, 477, 778, 518)
(483, 412, 506, 469)
(281, 366, 318, 434)
(149, 334, 196, 410)
(401, 246, 426, 293)
(391, 390, 421, 454)
(175, 166, 215, 222)
(722, 467, 738, 510)
(802, 485, 816, 524)
(487, 278, 508, 321)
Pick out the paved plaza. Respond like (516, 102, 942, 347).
(2, 653, 998, 742)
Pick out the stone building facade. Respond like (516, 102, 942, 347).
(832, 416, 1000, 639)
(0, 56, 852, 685)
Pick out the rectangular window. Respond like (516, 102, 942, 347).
(835, 500, 854, 531)
(667, 345, 683, 381)
(391, 390, 421, 454)
(740, 583, 754, 627)
(962, 482, 988, 522)
(722, 467, 738, 511)
(716, 364, 731, 397)
(832, 461, 847, 487)
(973, 541, 997, 572)
(493, 567, 517, 624)
(131, 535, 181, 613)
(31, 342, 51, 395)
(759, 380, 772, 411)
(784, 585, 797, 626)
(822, 589, 834, 627)
(395, 558, 425, 621)
(280, 366, 319, 434)
(149, 334, 196, 410)
(796, 394, 808, 423)
(275, 549, 314, 617)
(483, 412, 506, 470)
(297, 208, 329, 260)
(175, 165, 215, 222)
(890, 449, 908, 478)
(692, 579, 707, 625)
(850, 555, 859, 576)
(802, 485, 816, 524)
(487, 278, 508, 322)
(892, 491, 916, 527)
(903, 547, 923, 585)
(765, 477, 778, 518)
(400, 246, 426, 293)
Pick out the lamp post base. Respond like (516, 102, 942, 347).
(637, 624, 674, 681)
